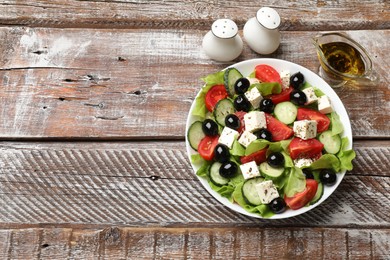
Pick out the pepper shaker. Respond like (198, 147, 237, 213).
(243, 7, 281, 55)
(202, 19, 243, 62)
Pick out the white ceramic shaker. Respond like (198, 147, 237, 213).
(243, 7, 281, 55)
(202, 19, 243, 62)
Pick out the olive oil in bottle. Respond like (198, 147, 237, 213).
(319, 41, 365, 76)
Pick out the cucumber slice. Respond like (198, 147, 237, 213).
(309, 182, 324, 205)
(242, 177, 264, 206)
(259, 162, 284, 179)
(209, 162, 229, 186)
(187, 121, 205, 151)
(213, 99, 236, 126)
(274, 101, 298, 125)
(224, 67, 243, 97)
(319, 130, 341, 154)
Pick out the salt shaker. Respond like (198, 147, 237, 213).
(243, 7, 281, 55)
(202, 19, 243, 62)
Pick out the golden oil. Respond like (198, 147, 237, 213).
(319, 41, 365, 76)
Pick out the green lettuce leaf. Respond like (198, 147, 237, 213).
(301, 82, 313, 90)
(209, 181, 235, 200)
(251, 82, 282, 96)
(201, 70, 225, 87)
(191, 153, 206, 165)
(337, 137, 356, 171)
(267, 139, 292, 155)
(192, 71, 225, 118)
(230, 172, 245, 185)
(330, 112, 344, 136)
(196, 160, 239, 201)
(267, 171, 287, 192)
(196, 162, 211, 177)
(313, 87, 325, 97)
(282, 151, 294, 168)
(310, 154, 341, 172)
(208, 168, 243, 201)
(230, 140, 246, 157)
(232, 182, 274, 218)
(284, 167, 306, 197)
(245, 139, 269, 156)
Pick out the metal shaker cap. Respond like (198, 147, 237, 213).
(256, 7, 281, 30)
(211, 19, 238, 39)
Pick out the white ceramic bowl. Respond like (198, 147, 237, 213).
(185, 58, 353, 219)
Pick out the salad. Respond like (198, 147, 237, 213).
(187, 61, 356, 218)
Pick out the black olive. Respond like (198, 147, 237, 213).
(214, 144, 230, 163)
(290, 72, 305, 89)
(225, 114, 240, 130)
(260, 98, 275, 113)
(219, 161, 238, 178)
(234, 78, 250, 94)
(234, 95, 251, 112)
(254, 128, 273, 142)
(202, 119, 219, 136)
(290, 89, 307, 106)
(320, 169, 337, 186)
(269, 197, 287, 214)
(302, 168, 314, 179)
(267, 152, 285, 168)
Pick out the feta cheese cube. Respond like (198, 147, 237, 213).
(218, 127, 239, 149)
(280, 70, 290, 89)
(293, 120, 317, 140)
(240, 161, 260, 180)
(244, 87, 263, 109)
(244, 111, 267, 133)
(294, 158, 314, 168)
(318, 95, 334, 114)
(246, 77, 260, 85)
(302, 87, 318, 105)
(238, 131, 257, 148)
(255, 180, 279, 204)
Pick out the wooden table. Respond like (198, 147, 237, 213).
(0, 1, 389, 259)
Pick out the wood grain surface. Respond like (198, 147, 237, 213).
(1, 140, 389, 228)
(0, 0, 389, 30)
(1, 1, 390, 259)
(1, 27, 389, 139)
(0, 227, 389, 259)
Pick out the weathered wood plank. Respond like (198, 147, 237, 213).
(0, 227, 389, 259)
(0, 230, 12, 259)
(0, 140, 389, 227)
(7, 229, 41, 259)
(40, 229, 72, 259)
(0, 27, 389, 139)
(0, 0, 389, 30)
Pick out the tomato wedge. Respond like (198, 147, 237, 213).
(198, 135, 219, 161)
(285, 179, 318, 210)
(267, 87, 293, 105)
(255, 64, 282, 85)
(240, 148, 268, 165)
(205, 85, 228, 112)
(288, 137, 324, 160)
(297, 108, 331, 133)
(234, 111, 247, 134)
(265, 113, 294, 141)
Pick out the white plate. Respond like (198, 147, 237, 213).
(185, 58, 353, 219)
